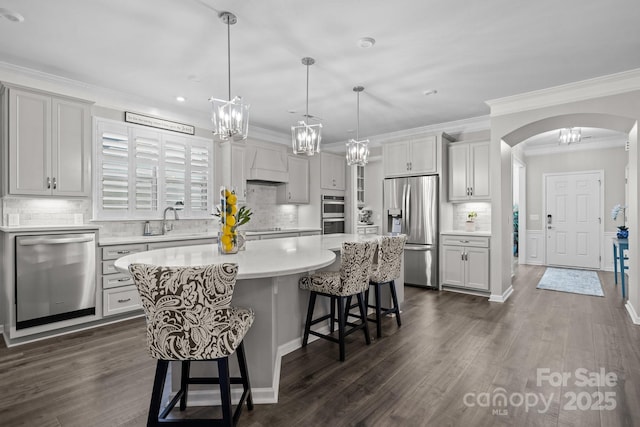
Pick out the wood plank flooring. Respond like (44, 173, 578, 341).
(1, 265, 640, 426)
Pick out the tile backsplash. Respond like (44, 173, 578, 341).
(1, 182, 298, 236)
(453, 202, 491, 231)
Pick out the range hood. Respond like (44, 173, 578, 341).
(246, 145, 289, 184)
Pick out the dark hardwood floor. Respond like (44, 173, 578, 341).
(1, 265, 639, 426)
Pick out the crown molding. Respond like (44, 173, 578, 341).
(523, 135, 627, 157)
(486, 68, 640, 117)
(0, 61, 286, 141)
(322, 115, 491, 152)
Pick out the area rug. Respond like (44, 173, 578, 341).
(536, 267, 604, 297)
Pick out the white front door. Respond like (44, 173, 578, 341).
(545, 171, 601, 269)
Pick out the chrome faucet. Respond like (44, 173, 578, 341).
(162, 207, 179, 234)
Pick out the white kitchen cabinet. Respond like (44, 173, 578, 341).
(441, 234, 490, 291)
(221, 142, 247, 202)
(4, 84, 92, 196)
(320, 152, 346, 190)
(448, 141, 490, 202)
(100, 243, 146, 316)
(277, 155, 309, 204)
(383, 135, 437, 177)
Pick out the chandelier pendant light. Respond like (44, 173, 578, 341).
(291, 57, 322, 155)
(558, 127, 581, 145)
(346, 86, 370, 166)
(210, 11, 249, 141)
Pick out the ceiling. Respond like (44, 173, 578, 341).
(1, 0, 639, 146)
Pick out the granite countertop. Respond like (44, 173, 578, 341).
(114, 233, 379, 280)
(99, 227, 322, 246)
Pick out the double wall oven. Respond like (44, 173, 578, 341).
(321, 195, 345, 234)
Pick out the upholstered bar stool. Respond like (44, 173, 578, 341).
(347, 235, 407, 338)
(299, 241, 377, 361)
(129, 263, 254, 427)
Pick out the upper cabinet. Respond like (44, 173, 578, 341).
(220, 141, 247, 202)
(320, 152, 346, 191)
(383, 135, 437, 177)
(3, 84, 92, 196)
(448, 140, 490, 202)
(277, 155, 309, 204)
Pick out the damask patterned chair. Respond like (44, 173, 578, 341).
(129, 263, 254, 427)
(366, 235, 407, 338)
(299, 241, 377, 361)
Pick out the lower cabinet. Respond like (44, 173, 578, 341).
(441, 234, 490, 291)
(357, 225, 379, 235)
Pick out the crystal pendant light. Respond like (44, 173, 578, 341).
(291, 57, 322, 155)
(346, 86, 370, 166)
(210, 11, 249, 141)
(558, 127, 581, 145)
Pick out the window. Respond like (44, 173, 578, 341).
(94, 118, 214, 220)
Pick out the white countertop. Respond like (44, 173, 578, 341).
(0, 224, 100, 233)
(441, 230, 492, 237)
(99, 227, 322, 246)
(114, 233, 379, 280)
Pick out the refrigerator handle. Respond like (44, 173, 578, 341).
(405, 184, 411, 234)
(401, 184, 407, 233)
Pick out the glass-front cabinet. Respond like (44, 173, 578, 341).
(357, 165, 365, 207)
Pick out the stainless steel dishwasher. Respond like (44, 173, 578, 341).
(16, 232, 96, 329)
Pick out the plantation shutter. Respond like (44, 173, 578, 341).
(163, 136, 186, 208)
(190, 142, 211, 214)
(98, 123, 129, 212)
(133, 130, 160, 213)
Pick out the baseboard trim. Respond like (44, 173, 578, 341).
(625, 301, 640, 325)
(489, 285, 514, 303)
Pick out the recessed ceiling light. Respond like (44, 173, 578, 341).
(0, 8, 24, 23)
(176, 96, 186, 102)
(423, 89, 438, 96)
(287, 109, 297, 114)
(357, 37, 376, 49)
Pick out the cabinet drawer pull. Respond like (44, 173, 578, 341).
(47, 177, 51, 189)
(459, 240, 470, 243)
(116, 250, 130, 254)
(52, 177, 57, 189)
(117, 298, 131, 303)
(118, 277, 131, 282)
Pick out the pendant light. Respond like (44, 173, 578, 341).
(291, 57, 322, 155)
(209, 11, 249, 141)
(346, 86, 370, 166)
(558, 127, 581, 145)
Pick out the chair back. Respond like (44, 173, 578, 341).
(339, 241, 377, 294)
(371, 235, 407, 283)
(129, 263, 239, 360)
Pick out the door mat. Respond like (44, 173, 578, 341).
(536, 267, 604, 297)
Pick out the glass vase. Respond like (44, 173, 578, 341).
(218, 185, 239, 254)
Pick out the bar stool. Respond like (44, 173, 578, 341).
(299, 241, 377, 361)
(129, 263, 254, 427)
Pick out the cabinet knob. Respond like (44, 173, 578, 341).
(469, 187, 473, 196)
(52, 177, 57, 190)
(47, 177, 51, 189)
(288, 192, 291, 200)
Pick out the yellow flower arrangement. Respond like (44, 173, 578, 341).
(214, 187, 252, 253)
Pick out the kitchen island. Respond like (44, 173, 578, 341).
(114, 233, 400, 404)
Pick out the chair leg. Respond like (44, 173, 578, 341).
(344, 295, 352, 322)
(357, 292, 371, 345)
(217, 357, 233, 427)
(337, 296, 346, 361)
(330, 295, 336, 333)
(303, 292, 317, 346)
(389, 280, 402, 328)
(148, 360, 169, 426)
(374, 282, 382, 338)
(236, 341, 254, 410)
(179, 361, 190, 410)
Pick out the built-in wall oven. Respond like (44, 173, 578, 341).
(321, 195, 345, 234)
(15, 232, 96, 329)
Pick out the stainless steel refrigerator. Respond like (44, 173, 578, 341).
(383, 175, 438, 289)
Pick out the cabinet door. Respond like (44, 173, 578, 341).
(442, 245, 465, 286)
(409, 136, 437, 174)
(287, 156, 309, 203)
(383, 140, 410, 177)
(320, 152, 346, 190)
(465, 247, 490, 290)
(469, 141, 490, 200)
(52, 98, 91, 196)
(8, 88, 52, 195)
(448, 143, 469, 201)
(231, 144, 247, 202)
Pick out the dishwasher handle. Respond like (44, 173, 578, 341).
(18, 236, 95, 246)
